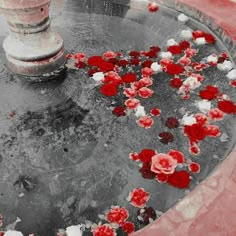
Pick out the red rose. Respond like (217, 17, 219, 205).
(139, 162, 156, 179)
(131, 80, 146, 90)
(199, 85, 219, 100)
(167, 45, 182, 55)
(139, 77, 153, 87)
(103, 71, 122, 85)
(129, 152, 139, 161)
(178, 56, 191, 66)
(137, 116, 154, 129)
(150, 46, 161, 53)
(118, 59, 129, 67)
(93, 224, 116, 236)
(194, 113, 208, 125)
(166, 63, 184, 75)
(121, 222, 135, 234)
(99, 61, 115, 72)
(167, 170, 190, 189)
(158, 132, 174, 144)
(206, 125, 221, 137)
(169, 78, 183, 89)
(137, 207, 157, 225)
(148, 2, 159, 12)
(145, 50, 157, 58)
(167, 149, 185, 163)
(128, 188, 150, 208)
(107, 206, 129, 225)
(204, 33, 216, 44)
(139, 149, 156, 163)
(138, 87, 154, 98)
(156, 173, 169, 183)
(184, 123, 207, 142)
(130, 58, 140, 66)
(231, 80, 236, 87)
(75, 61, 87, 69)
(88, 68, 99, 77)
(192, 30, 205, 40)
(125, 98, 140, 109)
(122, 72, 137, 83)
(218, 100, 236, 114)
(151, 153, 177, 174)
(208, 108, 225, 121)
(112, 106, 126, 116)
(165, 117, 179, 129)
(189, 145, 200, 156)
(142, 60, 153, 68)
(188, 162, 200, 173)
(179, 40, 191, 50)
(129, 51, 140, 57)
(100, 83, 118, 97)
(142, 67, 154, 77)
(123, 88, 137, 98)
(88, 56, 103, 66)
(103, 51, 116, 59)
(150, 108, 161, 117)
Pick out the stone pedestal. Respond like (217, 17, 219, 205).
(0, 0, 66, 81)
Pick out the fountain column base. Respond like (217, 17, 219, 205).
(0, 0, 66, 81)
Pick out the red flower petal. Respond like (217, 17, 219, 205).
(167, 170, 191, 189)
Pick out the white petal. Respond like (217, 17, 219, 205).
(217, 60, 233, 72)
(4, 231, 24, 236)
(181, 114, 197, 125)
(207, 54, 218, 63)
(66, 225, 84, 236)
(226, 69, 236, 80)
(92, 72, 104, 81)
(135, 105, 146, 118)
(178, 13, 189, 22)
(166, 38, 178, 46)
(151, 62, 162, 72)
(197, 100, 211, 113)
(160, 51, 173, 59)
(180, 30, 193, 39)
(195, 37, 206, 45)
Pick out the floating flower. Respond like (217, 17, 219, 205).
(137, 116, 154, 129)
(167, 150, 185, 163)
(74, 52, 86, 62)
(122, 72, 137, 83)
(178, 56, 191, 66)
(226, 69, 236, 80)
(4, 231, 24, 236)
(197, 100, 211, 113)
(138, 87, 154, 98)
(218, 100, 236, 114)
(137, 207, 157, 225)
(92, 72, 104, 81)
(103, 71, 122, 85)
(206, 125, 221, 137)
(106, 206, 129, 225)
(141, 67, 154, 77)
(118, 59, 129, 67)
(188, 162, 201, 173)
(180, 30, 193, 39)
(66, 225, 84, 236)
(195, 37, 206, 45)
(158, 132, 174, 144)
(167, 45, 182, 55)
(199, 85, 219, 100)
(135, 105, 146, 118)
(208, 108, 225, 121)
(125, 98, 140, 110)
(151, 153, 177, 174)
(148, 2, 159, 12)
(151, 62, 162, 73)
(207, 54, 218, 66)
(166, 38, 178, 46)
(184, 123, 207, 142)
(139, 162, 156, 179)
(217, 60, 233, 72)
(179, 40, 191, 50)
(231, 80, 236, 87)
(138, 149, 156, 163)
(139, 77, 153, 87)
(194, 113, 208, 125)
(100, 83, 118, 97)
(88, 56, 103, 66)
(129, 152, 139, 161)
(160, 51, 173, 59)
(142, 60, 154, 68)
(112, 106, 126, 117)
(123, 88, 137, 98)
(166, 63, 184, 75)
(156, 173, 169, 183)
(167, 170, 191, 189)
(165, 117, 179, 129)
(177, 13, 189, 22)
(181, 114, 197, 125)
(103, 51, 117, 59)
(150, 108, 161, 117)
(121, 222, 135, 234)
(189, 145, 200, 155)
(92, 224, 116, 236)
(128, 188, 150, 208)
(169, 78, 183, 89)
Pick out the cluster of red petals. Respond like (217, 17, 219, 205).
(150, 108, 161, 117)
(121, 222, 135, 234)
(122, 72, 137, 83)
(167, 45, 182, 55)
(107, 207, 129, 225)
(93, 224, 116, 236)
(129, 188, 150, 208)
(166, 63, 184, 75)
(218, 100, 236, 114)
(137, 207, 157, 225)
(192, 30, 216, 44)
(165, 117, 180, 129)
(112, 106, 126, 116)
(169, 78, 183, 89)
(158, 132, 174, 144)
(199, 85, 220, 100)
(148, 2, 159, 12)
(188, 162, 201, 173)
(167, 170, 191, 189)
(137, 116, 154, 129)
(100, 83, 118, 97)
(138, 149, 156, 163)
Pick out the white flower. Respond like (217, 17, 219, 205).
(160, 51, 173, 59)
(197, 100, 211, 113)
(166, 39, 178, 46)
(181, 114, 197, 125)
(183, 76, 201, 89)
(195, 37, 206, 45)
(4, 231, 24, 236)
(135, 105, 146, 118)
(151, 62, 162, 73)
(66, 225, 84, 236)
(92, 72, 104, 81)
(178, 13, 189, 22)
(226, 69, 236, 80)
(207, 54, 218, 63)
(180, 30, 192, 39)
(217, 60, 233, 72)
